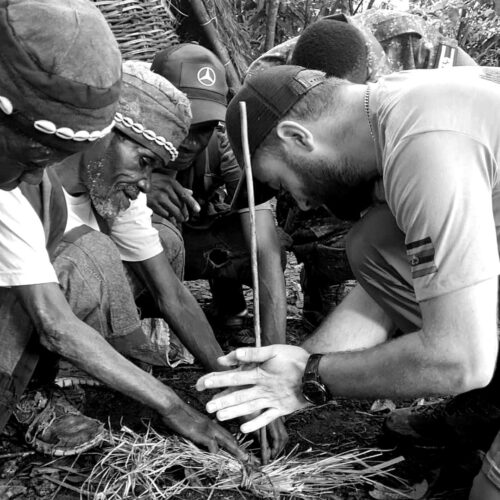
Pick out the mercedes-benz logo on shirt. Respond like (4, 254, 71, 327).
(197, 67, 216, 87)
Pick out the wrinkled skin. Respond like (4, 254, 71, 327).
(0, 120, 68, 190)
(82, 131, 164, 220)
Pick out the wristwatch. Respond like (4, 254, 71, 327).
(301, 353, 331, 405)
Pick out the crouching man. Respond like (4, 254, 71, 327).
(0, 0, 246, 458)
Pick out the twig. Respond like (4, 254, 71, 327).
(240, 101, 271, 465)
(0, 451, 35, 460)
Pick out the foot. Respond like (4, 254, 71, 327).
(13, 387, 106, 456)
(384, 394, 500, 450)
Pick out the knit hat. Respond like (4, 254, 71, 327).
(117, 60, 192, 165)
(0, 0, 122, 153)
(226, 65, 326, 167)
(151, 43, 228, 125)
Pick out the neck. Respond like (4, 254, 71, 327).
(53, 152, 87, 195)
(333, 84, 379, 179)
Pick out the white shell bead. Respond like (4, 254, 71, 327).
(73, 130, 91, 141)
(55, 127, 75, 139)
(34, 120, 57, 134)
(0, 96, 13, 115)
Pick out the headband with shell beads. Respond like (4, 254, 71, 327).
(114, 112, 179, 161)
(0, 95, 115, 142)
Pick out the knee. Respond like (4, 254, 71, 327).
(155, 219, 185, 266)
(470, 472, 500, 500)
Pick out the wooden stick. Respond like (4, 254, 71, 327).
(239, 101, 270, 465)
(187, 0, 241, 95)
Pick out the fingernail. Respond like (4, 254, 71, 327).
(206, 402, 215, 412)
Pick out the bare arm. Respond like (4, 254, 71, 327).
(240, 209, 287, 345)
(14, 282, 246, 458)
(128, 253, 225, 372)
(302, 283, 395, 353)
(197, 277, 498, 432)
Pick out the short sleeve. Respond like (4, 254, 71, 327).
(0, 189, 58, 286)
(109, 193, 163, 262)
(384, 132, 500, 301)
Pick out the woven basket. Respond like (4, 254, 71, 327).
(92, 0, 179, 62)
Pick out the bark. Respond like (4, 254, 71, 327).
(264, 0, 281, 52)
(187, 0, 241, 93)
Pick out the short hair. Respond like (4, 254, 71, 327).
(291, 19, 368, 82)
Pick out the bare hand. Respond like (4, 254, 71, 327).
(247, 416, 288, 463)
(160, 400, 250, 462)
(147, 171, 200, 223)
(196, 345, 311, 433)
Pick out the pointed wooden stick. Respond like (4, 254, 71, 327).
(239, 101, 271, 465)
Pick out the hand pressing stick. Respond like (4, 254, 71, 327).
(239, 101, 271, 465)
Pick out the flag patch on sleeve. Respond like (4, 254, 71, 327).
(406, 237, 437, 279)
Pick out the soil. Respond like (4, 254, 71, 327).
(0, 254, 482, 499)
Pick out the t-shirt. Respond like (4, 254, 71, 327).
(0, 187, 57, 286)
(63, 190, 163, 262)
(0, 184, 163, 287)
(369, 66, 500, 301)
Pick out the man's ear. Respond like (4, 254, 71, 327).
(276, 120, 314, 152)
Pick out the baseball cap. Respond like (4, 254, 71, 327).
(0, 0, 122, 153)
(151, 43, 228, 125)
(226, 65, 326, 209)
(117, 60, 192, 166)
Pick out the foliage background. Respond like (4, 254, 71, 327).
(173, 0, 498, 79)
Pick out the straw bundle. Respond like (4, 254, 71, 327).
(92, 0, 179, 61)
(84, 426, 407, 499)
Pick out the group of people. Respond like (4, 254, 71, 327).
(1, 1, 500, 498)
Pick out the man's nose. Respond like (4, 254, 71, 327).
(137, 178, 151, 193)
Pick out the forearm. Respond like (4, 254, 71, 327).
(129, 257, 224, 372)
(318, 330, 465, 399)
(257, 251, 287, 345)
(302, 284, 395, 353)
(156, 286, 225, 372)
(15, 284, 183, 415)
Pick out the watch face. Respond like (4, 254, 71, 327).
(302, 380, 329, 405)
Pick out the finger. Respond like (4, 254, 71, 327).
(214, 429, 250, 462)
(215, 398, 270, 421)
(220, 346, 276, 366)
(197, 367, 260, 391)
(269, 419, 288, 458)
(240, 409, 283, 434)
(159, 198, 185, 223)
(206, 437, 219, 454)
(207, 387, 268, 416)
(260, 429, 272, 465)
(181, 191, 201, 214)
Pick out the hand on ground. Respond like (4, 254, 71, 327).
(196, 345, 311, 433)
(160, 400, 251, 463)
(147, 172, 200, 223)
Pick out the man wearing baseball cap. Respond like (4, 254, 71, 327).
(149, 43, 288, 457)
(196, 64, 500, 498)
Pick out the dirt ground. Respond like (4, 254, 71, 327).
(0, 254, 483, 499)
